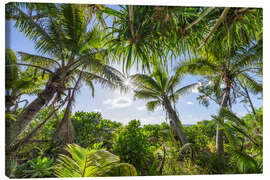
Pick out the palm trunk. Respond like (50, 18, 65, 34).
(164, 98, 188, 145)
(6, 73, 63, 146)
(7, 107, 58, 153)
(53, 69, 83, 144)
(216, 85, 231, 154)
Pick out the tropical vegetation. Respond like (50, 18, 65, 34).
(5, 2, 263, 177)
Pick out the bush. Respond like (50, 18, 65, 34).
(71, 111, 121, 149)
(112, 120, 153, 175)
(11, 156, 54, 178)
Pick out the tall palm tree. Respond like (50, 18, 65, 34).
(5, 3, 126, 147)
(130, 65, 197, 145)
(176, 42, 262, 154)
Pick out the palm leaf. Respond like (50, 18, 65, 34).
(18, 51, 60, 68)
(145, 100, 161, 112)
(130, 74, 162, 92)
(134, 90, 160, 101)
(55, 144, 137, 177)
(173, 83, 198, 97)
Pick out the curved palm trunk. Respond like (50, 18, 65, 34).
(6, 107, 58, 154)
(6, 72, 63, 146)
(53, 70, 83, 145)
(216, 86, 231, 154)
(164, 98, 188, 145)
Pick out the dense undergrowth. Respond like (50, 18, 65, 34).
(6, 107, 263, 177)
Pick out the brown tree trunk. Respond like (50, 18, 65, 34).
(164, 98, 188, 145)
(6, 73, 63, 146)
(216, 85, 231, 154)
(6, 107, 58, 153)
(52, 69, 83, 144)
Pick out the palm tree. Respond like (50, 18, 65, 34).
(5, 3, 127, 147)
(176, 42, 262, 154)
(130, 65, 197, 145)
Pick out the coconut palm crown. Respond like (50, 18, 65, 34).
(130, 65, 197, 145)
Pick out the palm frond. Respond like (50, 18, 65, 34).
(176, 58, 220, 76)
(18, 51, 60, 68)
(219, 108, 246, 127)
(173, 83, 198, 97)
(145, 100, 161, 112)
(12, 5, 59, 55)
(130, 74, 162, 92)
(78, 70, 128, 93)
(165, 74, 184, 92)
(61, 4, 86, 53)
(225, 146, 261, 173)
(55, 144, 137, 177)
(238, 73, 262, 94)
(133, 90, 160, 101)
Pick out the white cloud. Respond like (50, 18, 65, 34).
(103, 99, 113, 104)
(187, 101, 194, 105)
(103, 97, 132, 108)
(93, 109, 102, 112)
(136, 106, 146, 110)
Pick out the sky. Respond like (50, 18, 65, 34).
(5, 5, 263, 125)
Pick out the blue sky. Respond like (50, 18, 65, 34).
(5, 5, 263, 125)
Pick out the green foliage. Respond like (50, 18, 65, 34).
(5, 48, 48, 114)
(130, 65, 196, 144)
(112, 120, 153, 175)
(221, 107, 263, 173)
(71, 111, 121, 148)
(5, 2, 263, 177)
(54, 144, 137, 177)
(142, 122, 170, 147)
(195, 152, 228, 174)
(185, 120, 216, 150)
(13, 156, 54, 178)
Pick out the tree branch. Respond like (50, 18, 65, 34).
(198, 7, 231, 49)
(185, 7, 213, 32)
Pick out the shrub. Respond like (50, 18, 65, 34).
(12, 156, 54, 178)
(112, 120, 153, 175)
(71, 111, 121, 148)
